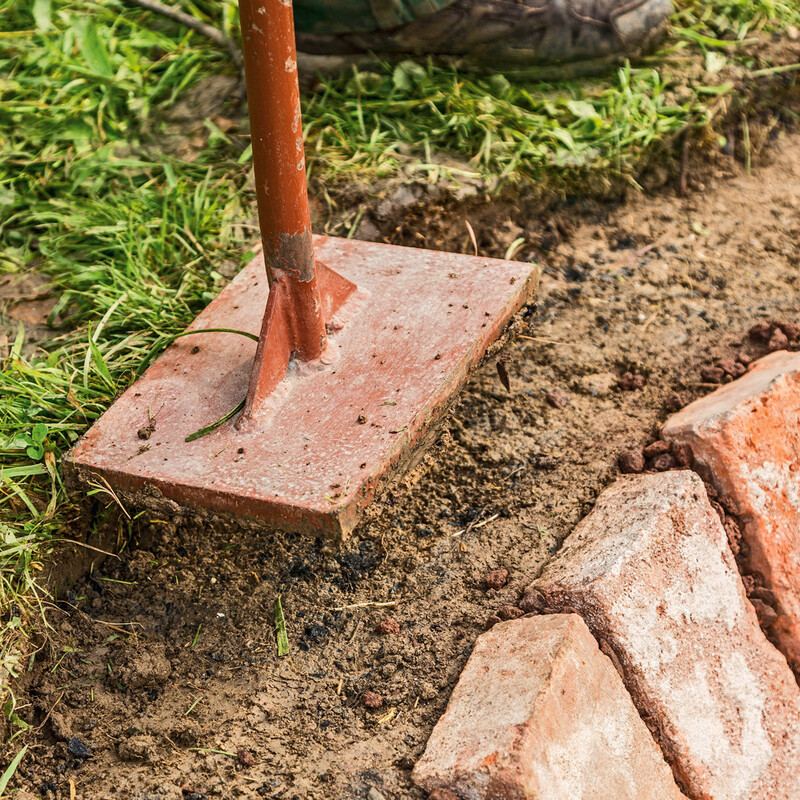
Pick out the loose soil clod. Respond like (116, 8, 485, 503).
(768, 329, 789, 351)
(67, 737, 92, 760)
(545, 388, 570, 409)
(642, 441, 670, 460)
(497, 605, 525, 621)
(618, 372, 646, 391)
(664, 392, 684, 412)
(375, 618, 401, 635)
(649, 453, 676, 472)
(483, 568, 509, 590)
(619, 450, 646, 474)
(749, 321, 772, 340)
(518, 588, 546, 614)
(362, 691, 384, 709)
(700, 366, 726, 384)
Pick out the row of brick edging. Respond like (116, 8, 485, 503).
(619, 344, 800, 681)
(662, 349, 800, 675)
(412, 349, 800, 800)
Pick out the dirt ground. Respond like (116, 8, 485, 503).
(6, 125, 800, 800)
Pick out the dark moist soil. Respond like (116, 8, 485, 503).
(7, 124, 800, 800)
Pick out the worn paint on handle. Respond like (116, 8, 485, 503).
(237, 0, 329, 390)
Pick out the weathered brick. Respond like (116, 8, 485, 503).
(533, 471, 800, 800)
(662, 350, 800, 670)
(413, 614, 686, 800)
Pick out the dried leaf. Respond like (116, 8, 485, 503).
(496, 360, 510, 392)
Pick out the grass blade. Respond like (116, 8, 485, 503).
(274, 596, 289, 657)
(136, 328, 259, 378)
(0, 745, 28, 795)
(184, 398, 245, 442)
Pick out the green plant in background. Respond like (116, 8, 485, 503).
(0, 0, 799, 693)
(674, 0, 800, 39)
(303, 60, 693, 188)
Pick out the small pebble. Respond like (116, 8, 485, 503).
(749, 320, 772, 340)
(664, 392, 684, 412)
(700, 366, 725, 384)
(768, 329, 789, 352)
(671, 441, 694, 468)
(618, 449, 645, 474)
(751, 598, 778, 629)
(518, 587, 545, 614)
(367, 788, 387, 800)
(752, 586, 778, 606)
(237, 748, 254, 768)
(649, 453, 676, 471)
(362, 691, 383, 709)
(642, 440, 670, 459)
(718, 359, 746, 378)
(375, 618, 400, 635)
(497, 605, 525, 621)
(618, 372, 645, 391)
(483, 568, 508, 590)
(778, 321, 800, 341)
(545, 388, 570, 409)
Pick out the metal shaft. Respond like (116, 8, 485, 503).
(238, 0, 326, 362)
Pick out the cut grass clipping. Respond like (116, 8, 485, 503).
(1, 0, 799, 710)
(274, 596, 290, 657)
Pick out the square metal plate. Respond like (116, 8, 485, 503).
(65, 236, 538, 537)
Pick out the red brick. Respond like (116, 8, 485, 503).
(533, 471, 800, 800)
(412, 614, 686, 800)
(663, 350, 800, 671)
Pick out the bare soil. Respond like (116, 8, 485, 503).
(7, 126, 800, 800)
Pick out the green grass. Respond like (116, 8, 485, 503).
(305, 62, 692, 189)
(1, 0, 799, 724)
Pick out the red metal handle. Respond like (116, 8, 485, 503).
(238, 0, 326, 362)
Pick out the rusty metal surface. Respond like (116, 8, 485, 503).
(241, 261, 358, 418)
(65, 237, 538, 537)
(238, 0, 327, 362)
